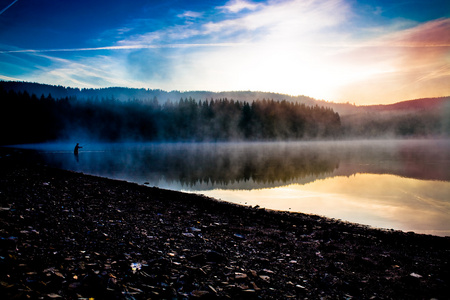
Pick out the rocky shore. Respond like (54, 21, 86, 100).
(1, 149, 449, 299)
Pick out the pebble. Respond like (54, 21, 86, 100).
(0, 160, 449, 299)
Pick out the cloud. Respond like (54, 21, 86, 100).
(114, 0, 349, 47)
(16, 52, 143, 89)
(2, 0, 354, 97)
(127, 0, 353, 96)
(0, 74, 21, 81)
(218, 0, 262, 13)
(177, 11, 203, 19)
(365, 18, 450, 48)
(333, 18, 450, 103)
(204, 0, 349, 40)
(3, 0, 448, 104)
(386, 18, 450, 84)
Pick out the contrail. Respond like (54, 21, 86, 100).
(0, 0, 19, 16)
(0, 42, 244, 54)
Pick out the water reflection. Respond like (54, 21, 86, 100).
(38, 142, 343, 190)
(13, 139, 450, 236)
(198, 174, 450, 236)
(32, 140, 450, 189)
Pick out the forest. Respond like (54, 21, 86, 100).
(0, 87, 341, 145)
(1, 81, 448, 145)
(0, 81, 318, 106)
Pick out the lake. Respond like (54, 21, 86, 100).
(10, 139, 450, 236)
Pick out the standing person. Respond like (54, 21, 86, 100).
(74, 143, 82, 155)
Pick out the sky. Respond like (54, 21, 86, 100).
(0, 0, 449, 105)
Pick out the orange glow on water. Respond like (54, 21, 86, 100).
(196, 174, 450, 236)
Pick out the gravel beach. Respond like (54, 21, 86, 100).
(1, 149, 449, 299)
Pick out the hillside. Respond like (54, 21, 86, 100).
(364, 97, 449, 112)
(2, 80, 448, 115)
(340, 97, 450, 138)
(0, 86, 341, 145)
(0, 81, 318, 106)
(1, 81, 449, 141)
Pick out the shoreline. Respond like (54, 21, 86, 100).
(1, 152, 449, 299)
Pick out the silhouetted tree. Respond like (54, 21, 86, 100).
(1, 88, 350, 144)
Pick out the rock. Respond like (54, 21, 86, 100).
(234, 233, 245, 239)
(191, 290, 210, 297)
(205, 250, 226, 263)
(0, 159, 449, 300)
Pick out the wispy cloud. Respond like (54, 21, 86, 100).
(177, 11, 203, 19)
(333, 18, 450, 102)
(110, 0, 349, 49)
(24, 53, 145, 89)
(218, 0, 263, 13)
(2, 0, 448, 103)
(0, 74, 21, 81)
(0, 0, 378, 98)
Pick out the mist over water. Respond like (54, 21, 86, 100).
(12, 139, 450, 236)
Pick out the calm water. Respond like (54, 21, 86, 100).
(11, 139, 450, 236)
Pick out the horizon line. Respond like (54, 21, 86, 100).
(1, 80, 449, 107)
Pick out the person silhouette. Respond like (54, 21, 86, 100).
(74, 143, 83, 155)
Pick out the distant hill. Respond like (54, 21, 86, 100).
(314, 97, 450, 116)
(2, 80, 448, 116)
(361, 97, 450, 112)
(0, 84, 341, 145)
(1, 80, 448, 139)
(0, 81, 318, 106)
(340, 97, 450, 138)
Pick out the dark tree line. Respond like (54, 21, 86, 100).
(0, 81, 319, 106)
(0, 88, 342, 145)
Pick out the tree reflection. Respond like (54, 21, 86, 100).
(130, 143, 340, 188)
(37, 140, 450, 190)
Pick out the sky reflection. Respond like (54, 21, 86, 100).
(195, 174, 450, 236)
(10, 139, 450, 236)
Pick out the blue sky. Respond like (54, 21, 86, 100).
(0, 0, 449, 104)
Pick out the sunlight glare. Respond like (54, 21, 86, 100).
(198, 174, 450, 235)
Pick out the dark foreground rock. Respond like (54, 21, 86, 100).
(0, 149, 449, 299)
